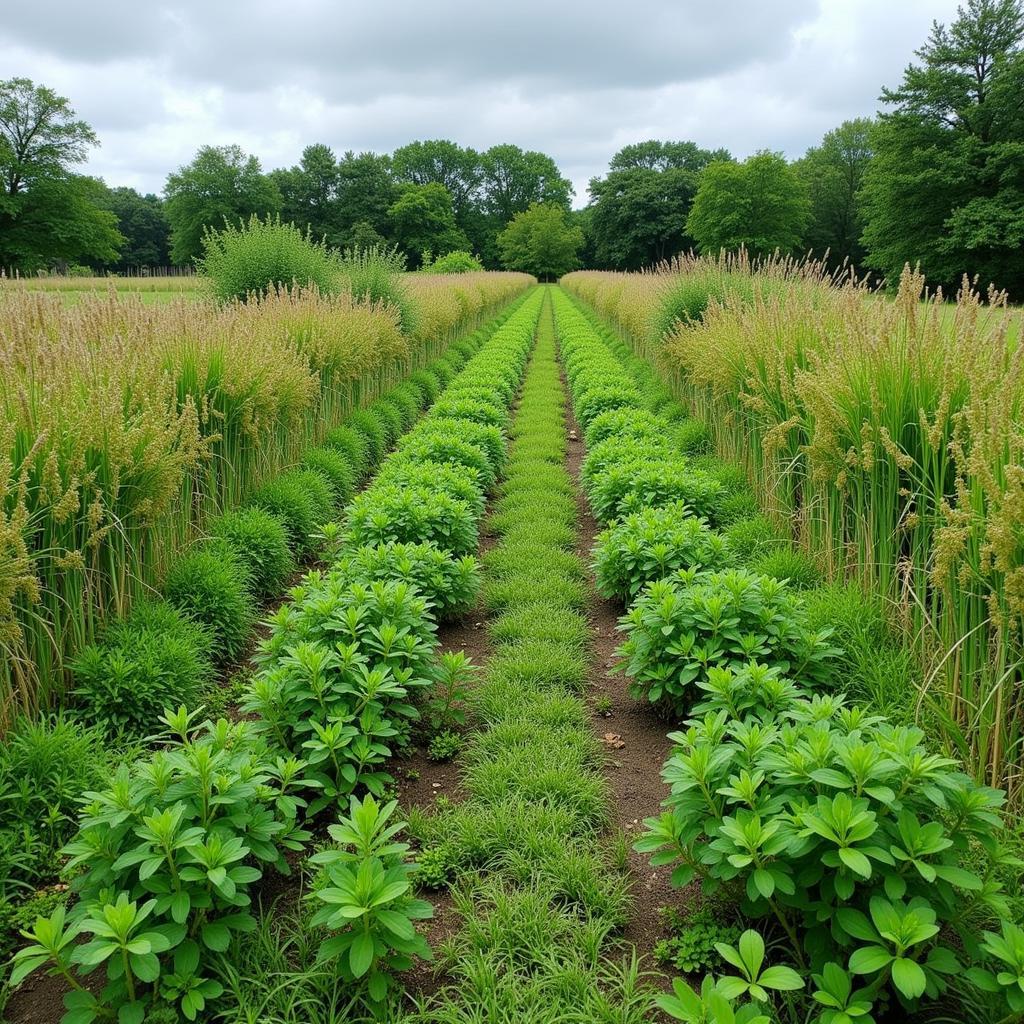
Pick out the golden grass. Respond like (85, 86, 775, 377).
(562, 257, 1024, 802)
(0, 272, 532, 721)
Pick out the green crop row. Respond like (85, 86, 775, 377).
(2, 289, 544, 1023)
(401, 289, 653, 1020)
(551, 285, 1024, 1024)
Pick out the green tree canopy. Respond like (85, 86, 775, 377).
(497, 202, 583, 280)
(861, 0, 1024, 293)
(391, 139, 481, 217)
(685, 151, 810, 257)
(333, 151, 396, 248)
(164, 144, 280, 264)
(795, 118, 873, 270)
(588, 140, 732, 269)
(102, 186, 171, 269)
(387, 182, 470, 267)
(271, 143, 342, 241)
(0, 77, 121, 271)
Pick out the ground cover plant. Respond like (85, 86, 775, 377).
(401, 289, 657, 1021)
(0, 268, 533, 724)
(0, 285, 544, 1021)
(563, 258, 1024, 810)
(552, 282, 1024, 1024)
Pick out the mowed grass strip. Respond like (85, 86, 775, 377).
(403, 288, 655, 1022)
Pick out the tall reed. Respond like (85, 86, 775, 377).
(562, 259, 1024, 804)
(0, 272, 532, 722)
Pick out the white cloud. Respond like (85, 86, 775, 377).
(0, 0, 962, 202)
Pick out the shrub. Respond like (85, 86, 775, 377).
(347, 409, 388, 468)
(416, 418, 505, 476)
(323, 424, 370, 480)
(584, 407, 666, 448)
(638, 687, 1017, 1019)
(332, 540, 481, 619)
(387, 385, 422, 429)
(430, 396, 509, 430)
(0, 715, 108, 899)
(590, 460, 724, 524)
(198, 215, 343, 302)
(164, 540, 257, 662)
(247, 472, 323, 557)
(71, 600, 214, 736)
(617, 567, 841, 715)
(245, 579, 437, 807)
(339, 245, 417, 334)
(427, 250, 483, 273)
(376, 459, 486, 517)
(210, 506, 294, 600)
(593, 502, 733, 601)
(395, 433, 497, 489)
(345, 486, 478, 557)
(302, 446, 355, 508)
(13, 715, 311, 1023)
(574, 384, 642, 428)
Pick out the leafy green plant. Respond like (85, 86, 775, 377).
(375, 459, 486, 517)
(302, 446, 356, 508)
(164, 541, 256, 663)
(426, 651, 475, 733)
(617, 568, 840, 714)
(198, 215, 344, 302)
(594, 502, 733, 601)
(590, 460, 725, 525)
(426, 250, 483, 273)
(714, 930, 803, 1002)
(430, 396, 509, 430)
(324, 423, 370, 480)
(655, 908, 742, 975)
(309, 795, 431, 1008)
(209, 507, 294, 600)
(346, 409, 388, 468)
(331, 540, 480, 620)
(966, 919, 1024, 1019)
(427, 730, 462, 762)
(244, 578, 437, 808)
(12, 713, 310, 1023)
(338, 244, 417, 334)
(657, 974, 770, 1024)
(72, 601, 214, 737)
(345, 485, 478, 557)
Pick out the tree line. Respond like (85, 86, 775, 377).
(2, 0, 1022, 294)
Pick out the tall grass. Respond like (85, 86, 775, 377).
(562, 258, 1024, 804)
(0, 272, 532, 722)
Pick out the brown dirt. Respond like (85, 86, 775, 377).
(562, 392, 693, 975)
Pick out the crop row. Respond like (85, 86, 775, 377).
(561, 260, 1024, 809)
(3, 288, 545, 1022)
(402, 290, 652, 1020)
(550, 286, 1024, 1024)
(0, 271, 534, 719)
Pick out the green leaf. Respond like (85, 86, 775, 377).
(350, 931, 375, 978)
(758, 965, 805, 991)
(849, 946, 893, 975)
(117, 1003, 145, 1024)
(891, 957, 927, 999)
(201, 921, 230, 952)
(838, 847, 872, 878)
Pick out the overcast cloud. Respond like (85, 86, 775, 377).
(1, 0, 961, 204)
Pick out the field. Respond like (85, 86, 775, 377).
(1, 270, 1023, 1024)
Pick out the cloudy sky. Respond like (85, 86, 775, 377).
(2, 0, 961, 205)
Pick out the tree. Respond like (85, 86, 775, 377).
(391, 140, 481, 219)
(271, 143, 342, 242)
(387, 183, 469, 267)
(497, 203, 583, 280)
(333, 151, 397, 248)
(588, 140, 732, 269)
(102, 186, 171, 269)
(795, 119, 873, 270)
(478, 145, 573, 264)
(0, 174, 121, 271)
(860, 0, 1024, 293)
(685, 151, 810, 257)
(0, 78, 121, 271)
(164, 145, 280, 264)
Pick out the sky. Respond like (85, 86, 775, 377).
(1, 0, 962, 206)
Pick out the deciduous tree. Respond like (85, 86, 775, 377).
(497, 202, 583, 280)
